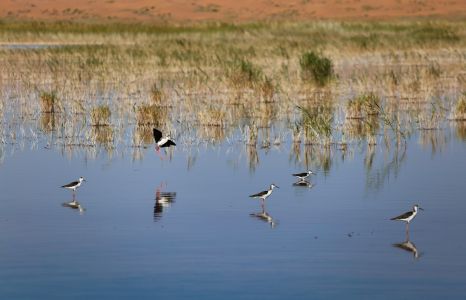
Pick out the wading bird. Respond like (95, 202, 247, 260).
(249, 184, 279, 202)
(292, 170, 314, 182)
(61, 177, 85, 198)
(153, 128, 176, 151)
(391, 204, 424, 232)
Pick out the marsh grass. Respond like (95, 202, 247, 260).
(90, 105, 111, 126)
(229, 59, 263, 89)
(0, 19, 464, 156)
(298, 104, 334, 145)
(40, 91, 60, 113)
(198, 108, 226, 126)
(133, 125, 154, 146)
(40, 112, 60, 133)
(455, 121, 466, 141)
(452, 97, 466, 120)
(259, 76, 277, 102)
(91, 126, 114, 149)
(150, 83, 165, 106)
(299, 51, 333, 86)
(136, 104, 168, 126)
(346, 93, 380, 119)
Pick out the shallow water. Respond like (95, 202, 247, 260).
(0, 128, 466, 299)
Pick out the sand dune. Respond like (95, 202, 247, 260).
(1, 0, 465, 23)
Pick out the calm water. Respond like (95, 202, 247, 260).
(1, 129, 466, 299)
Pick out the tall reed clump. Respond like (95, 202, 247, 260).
(299, 51, 334, 86)
(452, 97, 466, 120)
(346, 92, 381, 119)
(92, 126, 114, 146)
(40, 91, 60, 113)
(91, 105, 111, 126)
(40, 113, 60, 133)
(345, 93, 381, 144)
(297, 103, 334, 145)
(136, 104, 168, 126)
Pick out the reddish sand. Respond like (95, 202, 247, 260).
(1, 0, 465, 23)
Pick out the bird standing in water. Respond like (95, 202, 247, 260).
(249, 184, 279, 202)
(391, 204, 424, 233)
(61, 177, 86, 199)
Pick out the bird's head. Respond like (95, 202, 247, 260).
(270, 184, 279, 189)
(79, 177, 86, 182)
(414, 204, 424, 211)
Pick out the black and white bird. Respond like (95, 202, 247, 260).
(153, 128, 176, 151)
(249, 184, 279, 201)
(61, 177, 85, 194)
(292, 170, 314, 181)
(391, 204, 424, 231)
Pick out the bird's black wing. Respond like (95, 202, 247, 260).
(249, 190, 267, 198)
(292, 172, 307, 177)
(391, 211, 413, 220)
(166, 140, 176, 147)
(61, 181, 79, 188)
(153, 128, 162, 143)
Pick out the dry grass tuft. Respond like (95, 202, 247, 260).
(346, 93, 381, 119)
(39, 113, 60, 133)
(91, 105, 111, 126)
(453, 97, 466, 120)
(40, 91, 61, 113)
(136, 104, 168, 125)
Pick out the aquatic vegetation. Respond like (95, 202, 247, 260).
(229, 59, 263, 89)
(297, 103, 334, 145)
(90, 105, 111, 126)
(259, 76, 276, 102)
(40, 91, 60, 113)
(346, 93, 380, 119)
(198, 108, 226, 126)
(136, 104, 168, 126)
(299, 51, 333, 86)
(0, 19, 464, 155)
(150, 83, 165, 106)
(452, 97, 466, 120)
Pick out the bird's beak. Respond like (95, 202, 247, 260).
(276, 185, 280, 189)
(419, 207, 424, 211)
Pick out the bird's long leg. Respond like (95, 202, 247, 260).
(154, 146, 165, 160)
(405, 222, 409, 237)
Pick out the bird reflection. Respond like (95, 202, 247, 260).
(250, 202, 277, 228)
(62, 199, 86, 214)
(292, 179, 314, 188)
(392, 232, 421, 260)
(153, 183, 176, 222)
